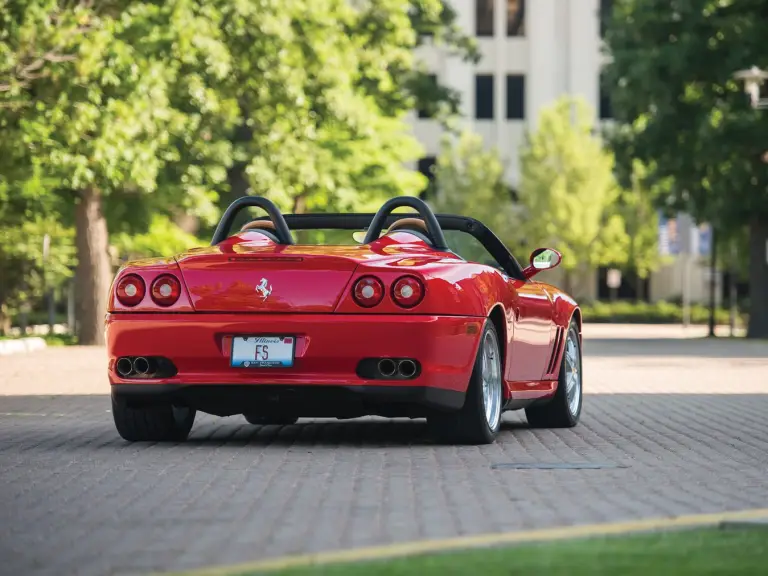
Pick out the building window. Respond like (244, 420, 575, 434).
(417, 75, 438, 119)
(600, 0, 613, 38)
(507, 0, 525, 36)
(506, 75, 525, 119)
(599, 72, 612, 119)
(475, 75, 494, 119)
(476, 0, 494, 37)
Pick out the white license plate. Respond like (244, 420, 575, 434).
(230, 336, 295, 368)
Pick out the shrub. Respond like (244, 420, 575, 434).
(580, 300, 745, 326)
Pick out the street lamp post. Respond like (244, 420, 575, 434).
(733, 66, 768, 109)
(731, 66, 768, 336)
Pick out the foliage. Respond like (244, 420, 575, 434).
(0, 170, 74, 332)
(229, 0, 444, 214)
(0, 0, 238, 210)
(602, 0, 768, 337)
(430, 132, 519, 262)
(111, 214, 202, 263)
(519, 97, 629, 286)
(580, 300, 744, 326)
(603, 0, 768, 228)
(0, 333, 78, 346)
(0, 1, 474, 342)
(616, 160, 668, 279)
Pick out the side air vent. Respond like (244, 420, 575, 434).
(546, 327, 564, 376)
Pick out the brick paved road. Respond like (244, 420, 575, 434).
(1, 329, 767, 576)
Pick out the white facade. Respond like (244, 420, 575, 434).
(408, 0, 604, 189)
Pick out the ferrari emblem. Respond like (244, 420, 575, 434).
(255, 277, 272, 301)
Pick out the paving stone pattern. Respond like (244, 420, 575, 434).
(1, 335, 767, 576)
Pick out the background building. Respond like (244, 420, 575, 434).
(408, 0, 718, 304)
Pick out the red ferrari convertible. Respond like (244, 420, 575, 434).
(107, 196, 582, 444)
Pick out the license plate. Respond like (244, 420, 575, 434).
(230, 336, 295, 368)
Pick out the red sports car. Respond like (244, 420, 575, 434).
(107, 196, 582, 444)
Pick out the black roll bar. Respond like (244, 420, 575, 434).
(210, 196, 294, 246)
(362, 196, 449, 250)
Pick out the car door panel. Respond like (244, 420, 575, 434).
(506, 280, 555, 382)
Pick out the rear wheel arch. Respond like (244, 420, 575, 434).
(570, 307, 582, 343)
(488, 304, 507, 379)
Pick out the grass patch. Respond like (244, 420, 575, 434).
(0, 333, 77, 346)
(241, 528, 768, 576)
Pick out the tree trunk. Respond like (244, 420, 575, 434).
(0, 302, 10, 336)
(636, 274, 645, 302)
(75, 187, 112, 345)
(562, 270, 573, 296)
(292, 195, 307, 214)
(747, 219, 768, 339)
(292, 195, 308, 244)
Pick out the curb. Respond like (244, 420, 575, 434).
(0, 337, 47, 356)
(164, 507, 768, 575)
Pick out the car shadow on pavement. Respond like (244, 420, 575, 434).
(181, 415, 530, 447)
(0, 394, 533, 448)
(3, 392, 766, 449)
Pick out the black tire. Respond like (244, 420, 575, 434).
(112, 394, 196, 442)
(243, 415, 299, 426)
(525, 319, 582, 428)
(428, 320, 503, 445)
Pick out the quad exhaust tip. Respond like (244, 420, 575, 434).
(372, 358, 419, 379)
(378, 358, 397, 378)
(398, 359, 417, 378)
(116, 357, 133, 377)
(132, 356, 152, 375)
(115, 356, 172, 378)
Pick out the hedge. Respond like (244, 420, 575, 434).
(580, 300, 745, 326)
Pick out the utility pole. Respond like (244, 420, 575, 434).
(707, 227, 717, 337)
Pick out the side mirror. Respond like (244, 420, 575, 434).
(523, 247, 562, 279)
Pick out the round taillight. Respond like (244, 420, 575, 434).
(352, 276, 384, 308)
(392, 275, 425, 308)
(116, 274, 146, 307)
(150, 274, 181, 307)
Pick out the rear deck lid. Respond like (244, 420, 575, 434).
(176, 243, 369, 313)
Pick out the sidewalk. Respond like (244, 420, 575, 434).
(582, 323, 746, 340)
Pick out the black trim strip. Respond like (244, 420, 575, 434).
(247, 212, 526, 280)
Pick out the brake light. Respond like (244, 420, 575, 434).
(353, 276, 384, 308)
(116, 274, 146, 307)
(392, 275, 424, 308)
(150, 274, 181, 307)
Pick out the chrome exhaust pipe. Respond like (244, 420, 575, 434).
(132, 356, 152, 376)
(116, 357, 133, 377)
(398, 359, 417, 378)
(378, 358, 397, 378)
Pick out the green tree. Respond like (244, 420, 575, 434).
(1, 1, 474, 345)
(1, 1, 238, 344)
(603, 0, 768, 337)
(430, 131, 520, 263)
(519, 96, 628, 294)
(616, 160, 669, 300)
(223, 0, 478, 213)
(0, 171, 75, 335)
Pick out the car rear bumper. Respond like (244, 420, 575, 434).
(106, 313, 484, 413)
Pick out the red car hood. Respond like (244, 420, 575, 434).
(175, 232, 446, 313)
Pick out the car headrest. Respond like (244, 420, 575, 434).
(241, 220, 277, 233)
(385, 217, 428, 235)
